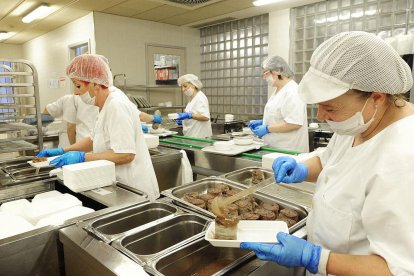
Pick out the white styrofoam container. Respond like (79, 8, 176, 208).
(36, 206, 94, 227)
(0, 212, 35, 239)
(0, 199, 30, 217)
(32, 190, 62, 202)
(205, 220, 289, 248)
(143, 133, 159, 149)
(62, 160, 116, 193)
(23, 194, 82, 225)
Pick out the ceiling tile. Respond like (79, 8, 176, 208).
(68, 0, 127, 11)
(133, 5, 187, 21)
(0, 0, 24, 18)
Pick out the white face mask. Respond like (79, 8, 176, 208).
(266, 76, 274, 86)
(184, 87, 194, 97)
(326, 98, 377, 136)
(79, 91, 96, 105)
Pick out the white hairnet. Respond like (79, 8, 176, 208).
(299, 31, 413, 104)
(66, 54, 113, 87)
(177, 74, 203, 89)
(262, 56, 294, 78)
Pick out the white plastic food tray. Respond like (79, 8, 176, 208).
(149, 130, 178, 137)
(27, 156, 58, 168)
(205, 220, 289, 248)
(202, 140, 266, 156)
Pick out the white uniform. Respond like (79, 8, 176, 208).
(263, 80, 309, 153)
(46, 94, 99, 142)
(183, 91, 212, 138)
(307, 115, 414, 275)
(91, 89, 159, 201)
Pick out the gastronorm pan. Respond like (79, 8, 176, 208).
(221, 167, 274, 187)
(161, 177, 307, 234)
(82, 201, 180, 243)
(147, 238, 254, 276)
(112, 213, 211, 265)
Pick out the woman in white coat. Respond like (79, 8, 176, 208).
(241, 32, 414, 275)
(37, 54, 159, 200)
(176, 74, 212, 138)
(248, 56, 309, 152)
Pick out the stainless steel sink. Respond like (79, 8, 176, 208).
(112, 213, 210, 265)
(222, 167, 274, 186)
(147, 238, 253, 276)
(83, 201, 179, 243)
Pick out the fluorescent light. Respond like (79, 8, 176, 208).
(22, 4, 52, 23)
(253, 0, 283, 6)
(0, 32, 16, 41)
(11, 2, 35, 16)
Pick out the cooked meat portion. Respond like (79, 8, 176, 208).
(215, 183, 230, 193)
(199, 193, 215, 203)
(279, 208, 299, 222)
(255, 208, 276, 220)
(207, 187, 222, 197)
(32, 157, 47, 163)
(215, 215, 240, 240)
(182, 192, 200, 202)
(277, 217, 297, 228)
(240, 212, 260, 220)
(262, 202, 280, 216)
(184, 197, 206, 209)
(235, 199, 254, 214)
(251, 169, 265, 184)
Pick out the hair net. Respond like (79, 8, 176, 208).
(66, 54, 113, 87)
(299, 31, 413, 104)
(262, 56, 294, 78)
(177, 74, 203, 89)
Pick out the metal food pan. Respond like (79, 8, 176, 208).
(221, 167, 274, 187)
(162, 177, 308, 233)
(147, 238, 254, 276)
(112, 213, 211, 266)
(82, 201, 180, 243)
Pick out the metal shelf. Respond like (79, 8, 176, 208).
(0, 140, 37, 153)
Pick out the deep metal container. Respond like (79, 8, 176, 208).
(222, 166, 274, 186)
(112, 213, 210, 265)
(161, 177, 308, 233)
(147, 238, 253, 276)
(83, 201, 180, 243)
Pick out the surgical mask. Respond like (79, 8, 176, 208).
(184, 88, 194, 97)
(79, 91, 96, 105)
(326, 98, 377, 136)
(266, 76, 274, 86)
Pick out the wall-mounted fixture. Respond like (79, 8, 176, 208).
(0, 31, 16, 41)
(253, 0, 282, 7)
(22, 4, 52, 24)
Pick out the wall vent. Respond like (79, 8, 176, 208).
(152, 0, 223, 10)
(190, 17, 238, 28)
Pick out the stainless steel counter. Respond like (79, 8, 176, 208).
(149, 147, 182, 191)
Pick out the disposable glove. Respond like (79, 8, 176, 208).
(240, 232, 321, 274)
(248, 119, 263, 130)
(152, 114, 162, 124)
(37, 147, 64, 158)
(272, 156, 308, 183)
(252, 125, 270, 138)
(49, 151, 86, 168)
(176, 119, 183, 126)
(141, 124, 149, 133)
(177, 112, 192, 120)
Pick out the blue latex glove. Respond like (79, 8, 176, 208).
(240, 232, 321, 274)
(141, 124, 149, 133)
(177, 112, 192, 120)
(152, 114, 162, 124)
(176, 119, 182, 126)
(272, 156, 308, 183)
(37, 147, 64, 158)
(248, 119, 263, 130)
(49, 151, 86, 168)
(252, 124, 270, 138)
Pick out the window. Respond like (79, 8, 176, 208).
(200, 15, 269, 120)
(0, 62, 15, 121)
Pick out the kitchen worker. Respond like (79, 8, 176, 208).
(248, 56, 309, 153)
(241, 31, 414, 275)
(37, 54, 159, 200)
(176, 74, 212, 138)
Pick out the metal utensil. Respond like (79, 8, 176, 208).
(210, 180, 273, 217)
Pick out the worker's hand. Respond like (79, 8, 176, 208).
(49, 151, 86, 168)
(177, 112, 192, 120)
(176, 119, 183, 126)
(141, 124, 149, 133)
(240, 232, 321, 274)
(248, 119, 263, 130)
(152, 114, 162, 124)
(37, 147, 64, 158)
(272, 157, 308, 183)
(252, 125, 269, 138)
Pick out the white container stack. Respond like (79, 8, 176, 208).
(0, 199, 30, 217)
(62, 160, 116, 192)
(143, 133, 159, 149)
(36, 206, 94, 227)
(0, 212, 35, 239)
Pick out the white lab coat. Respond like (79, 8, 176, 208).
(262, 80, 309, 153)
(306, 115, 414, 275)
(183, 91, 212, 138)
(46, 94, 99, 142)
(91, 89, 160, 201)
